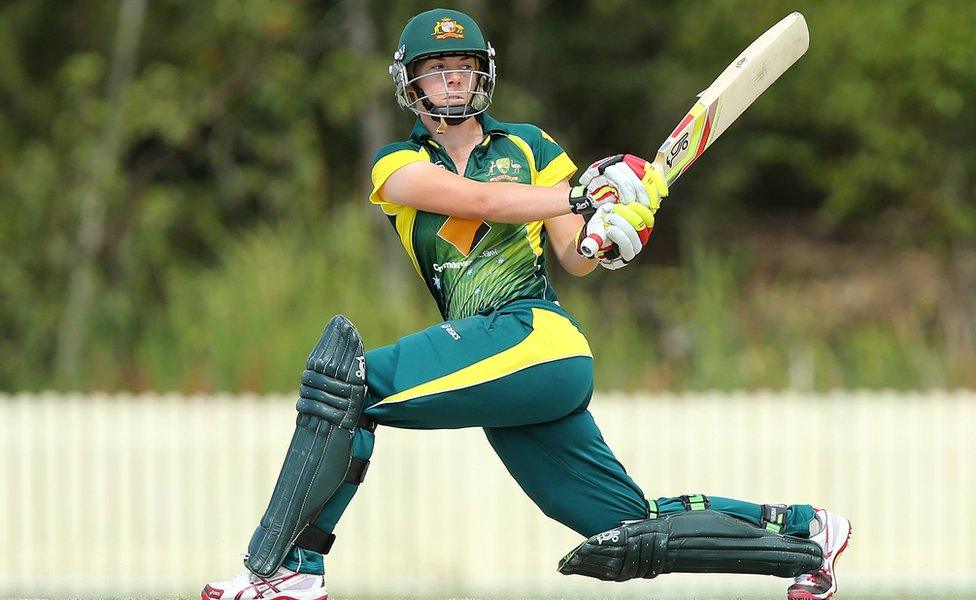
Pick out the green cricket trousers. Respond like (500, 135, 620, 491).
(283, 299, 815, 573)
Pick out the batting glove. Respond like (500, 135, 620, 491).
(578, 154, 669, 211)
(575, 203, 656, 270)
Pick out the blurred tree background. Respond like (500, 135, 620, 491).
(1, 0, 973, 393)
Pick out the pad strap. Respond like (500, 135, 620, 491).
(287, 427, 372, 557)
(294, 526, 336, 555)
(679, 494, 710, 511)
(761, 503, 788, 533)
(345, 457, 370, 484)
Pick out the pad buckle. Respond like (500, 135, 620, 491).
(679, 494, 710, 511)
(761, 503, 788, 533)
(358, 413, 377, 432)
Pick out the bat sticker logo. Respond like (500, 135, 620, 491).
(666, 131, 690, 168)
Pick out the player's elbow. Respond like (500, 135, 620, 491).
(563, 257, 598, 277)
(571, 264, 598, 277)
(472, 183, 501, 221)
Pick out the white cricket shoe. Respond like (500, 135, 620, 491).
(202, 565, 327, 600)
(787, 508, 853, 600)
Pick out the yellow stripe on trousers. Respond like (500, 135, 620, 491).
(378, 308, 592, 405)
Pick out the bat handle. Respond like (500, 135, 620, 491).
(579, 234, 601, 259)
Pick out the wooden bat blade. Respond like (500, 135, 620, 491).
(654, 12, 810, 186)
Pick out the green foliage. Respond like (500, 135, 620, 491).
(136, 206, 437, 392)
(1, 0, 973, 392)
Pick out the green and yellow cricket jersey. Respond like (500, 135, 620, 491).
(369, 113, 577, 320)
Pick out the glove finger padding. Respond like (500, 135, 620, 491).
(625, 202, 656, 230)
(643, 164, 669, 212)
(599, 256, 629, 271)
(626, 202, 655, 246)
(605, 213, 640, 261)
(620, 153, 669, 211)
(606, 203, 653, 261)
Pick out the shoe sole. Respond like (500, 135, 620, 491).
(824, 514, 853, 599)
(201, 584, 327, 600)
(787, 512, 853, 600)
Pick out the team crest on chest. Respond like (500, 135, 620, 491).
(432, 17, 465, 40)
(487, 157, 524, 182)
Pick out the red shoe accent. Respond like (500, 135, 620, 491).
(202, 585, 224, 600)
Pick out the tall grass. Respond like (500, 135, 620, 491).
(136, 205, 437, 392)
(36, 203, 974, 393)
(560, 237, 973, 391)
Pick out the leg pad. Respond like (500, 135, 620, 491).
(558, 510, 823, 582)
(245, 316, 368, 576)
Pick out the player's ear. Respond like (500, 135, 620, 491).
(404, 62, 420, 103)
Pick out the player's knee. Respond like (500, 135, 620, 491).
(536, 491, 643, 537)
(296, 315, 368, 429)
(535, 492, 591, 534)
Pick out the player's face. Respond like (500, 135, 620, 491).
(412, 55, 480, 107)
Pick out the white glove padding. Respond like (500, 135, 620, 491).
(579, 154, 669, 211)
(576, 203, 655, 271)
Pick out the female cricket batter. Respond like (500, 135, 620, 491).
(204, 8, 850, 600)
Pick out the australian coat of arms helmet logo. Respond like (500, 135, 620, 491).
(432, 17, 465, 40)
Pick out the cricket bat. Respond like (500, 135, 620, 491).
(580, 12, 810, 258)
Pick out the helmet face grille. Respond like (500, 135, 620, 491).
(393, 61, 495, 120)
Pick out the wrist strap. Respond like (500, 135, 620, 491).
(568, 185, 591, 214)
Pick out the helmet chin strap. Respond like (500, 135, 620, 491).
(427, 104, 475, 133)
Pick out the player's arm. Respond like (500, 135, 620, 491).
(380, 161, 579, 223)
(544, 180, 597, 277)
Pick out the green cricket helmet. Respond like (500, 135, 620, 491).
(388, 8, 496, 125)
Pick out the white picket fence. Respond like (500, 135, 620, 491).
(1, 391, 974, 599)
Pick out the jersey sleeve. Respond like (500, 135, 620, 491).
(531, 127, 577, 188)
(369, 142, 431, 215)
